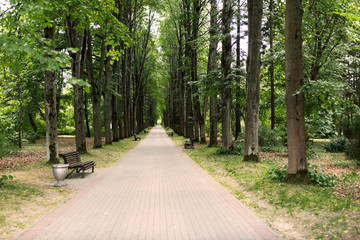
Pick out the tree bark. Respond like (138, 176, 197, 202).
(87, 29, 103, 148)
(285, 0, 310, 183)
(244, 0, 262, 162)
(112, 56, 121, 142)
(270, 0, 275, 130)
(44, 24, 59, 164)
(221, 0, 233, 149)
(28, 113, 38, 133)
(235, 0, 242, 140)
(104, 45, 112, 145)
(208, 0, 219, 147)
(65, 16, 87, 153)
(84, 92, 91, 138)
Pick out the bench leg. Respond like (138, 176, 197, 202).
(66, 169, 75, 179)
(92, 166, 94, 173)
(81, 169, 85, 178)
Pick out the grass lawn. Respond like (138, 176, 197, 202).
(170, 133, 360, 240)
(0, 131, 148, 240)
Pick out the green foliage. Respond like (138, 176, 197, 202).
(308, 164, 338, 187)
(323, 136, 347, 153)
(0, 133, 19, 158)
(266, 164, 338, 187)
(345, 141, 360, 163)
(343, 116, 360, 162)
(216, 144, 243, 156)
(0, 175, 14, 188)
(265, 165, 288, 181)
(260, 146, 286, 153)
(258, 123, 279, 147)
(306, 140, 317, 160)
(24, 130, 41, 144)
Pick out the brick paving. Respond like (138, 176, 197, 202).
(16, 125, 282, 240)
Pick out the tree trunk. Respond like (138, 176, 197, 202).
(84, 92, 91, 138)
(104, 45, 112, 145)
(244, 0, 262, 162)
(28, 113, 38, 133)
(200, 96, 208, 144)
(44, 24, 59, 164)
(177, 29, 185, 136)
(285, 0, 310, 183)
(87, 29, 103, 148)
(270, 0, 275, 130)
(112, 57, 121, 142)
(65, 17, 87, 153)
(235, 0, 242, 140)
(208, 0, 219, 147)
(221, 0, 233, 149)
(184, 0, 194, 139)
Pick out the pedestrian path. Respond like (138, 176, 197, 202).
(17, 125, 282, 240)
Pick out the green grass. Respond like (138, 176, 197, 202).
(171, 135, 360, 239)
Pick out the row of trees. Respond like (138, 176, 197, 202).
(161, 0, 360, 181)
(0, 0, 161, 162)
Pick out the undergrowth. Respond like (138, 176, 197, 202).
(172, 136, 360, 240)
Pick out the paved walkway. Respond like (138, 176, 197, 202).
(17, 126, 281, 240)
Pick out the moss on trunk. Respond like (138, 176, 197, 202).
(285, 169, 311, 184)
(243, 153, 261, 162)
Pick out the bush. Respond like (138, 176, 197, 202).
(216, 144, 243, 156)
(258, 124, 279, 147)
(0, 175, 13, 188)
(0, 134, 19, 158)
(260, 146, 286, 153)
(308, 164, 338, 187)
(342, 116, 360, 162)
(265, 164, 338, 187)
(323, 136, 347, 153)
(25, 130, 41, 144)
(265, 165, 288, 181)
(345, 141, 360, 162)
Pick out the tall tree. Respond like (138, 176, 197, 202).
(208, 0, 219, 147)
(86, 29, 103, 148)
(65, 15, 87, 153)
(285, 0, 310, 183)
(104, 44, 113, 145)
(269, 0, 275, 130)
(244, 0, 263, 162)
(44, 23, 59, 164)
(221, 0, 233, 149)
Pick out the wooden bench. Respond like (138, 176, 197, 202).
(184, 138, 195, 149)
(59, 151, 96, 178)
(134, 134, 141, 141)
(168, 132, 174, 137)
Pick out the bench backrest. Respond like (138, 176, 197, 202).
(59, 151, 81, 165)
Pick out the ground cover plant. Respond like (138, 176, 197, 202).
(172, 134, 360, 240)
(0, 132, 146, 239)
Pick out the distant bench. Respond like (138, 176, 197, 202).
(134, 134, 141, 141)
(184, 138, 195, 149)
(59, 151, 96, 178)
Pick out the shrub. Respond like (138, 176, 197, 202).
(342, 116, 360, 162)
(265, 165, 288, 181)
(258, 124, 278, 147)
(0, 133, 19, 158)
(0, 175, 13, 188)
(216, 144, 242, 156)
(25, 130, 41, 144)
(265, 164, 338, 187)
(308, 164, 338, 187)
(323, 136, 347, 153)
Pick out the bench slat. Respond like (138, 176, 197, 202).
(59, 151, 95, 178)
